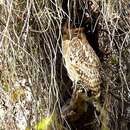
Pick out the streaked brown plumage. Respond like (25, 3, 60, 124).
(62, 27, 101, 96)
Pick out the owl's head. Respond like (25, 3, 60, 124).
(70, 28, 86, 38)
(63, 25, 86, 40)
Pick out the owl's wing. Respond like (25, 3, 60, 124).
(69, 39, 100, 68)
(69, 39, 101, 87)
(71, 63, 101, 87)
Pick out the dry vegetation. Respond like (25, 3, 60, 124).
(0, 0, 130, 130)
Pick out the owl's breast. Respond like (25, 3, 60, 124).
(62, 40, 80, 82)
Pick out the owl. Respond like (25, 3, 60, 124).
(62, 27, 101, 97)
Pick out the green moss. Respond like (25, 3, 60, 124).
(3, 82, 10, 92)
(110, 55, 118, 65)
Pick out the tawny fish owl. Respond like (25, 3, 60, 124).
(62, 27, 101, 96)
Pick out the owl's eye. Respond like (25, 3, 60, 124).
(75, 60, 78, 63)
(70, 57, 73, 61)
